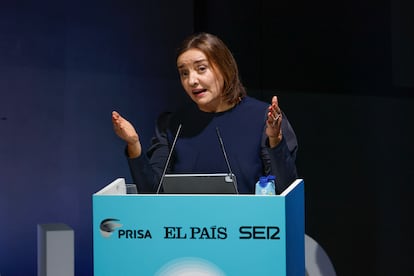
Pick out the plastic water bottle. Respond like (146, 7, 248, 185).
(255, 175, 276, 195)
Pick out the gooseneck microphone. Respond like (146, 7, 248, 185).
(155, 124, 238, 194)
(215, 127, 239, 194)
(155, 124, 182, 194)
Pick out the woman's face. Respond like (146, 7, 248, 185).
(177, 48, 228, 112)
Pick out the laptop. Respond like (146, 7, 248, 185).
(160, 173, 238, 194)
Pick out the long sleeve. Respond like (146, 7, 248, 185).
(125, 97, 299, 194)
(127, 154, 158, 193)
(127, 112, 172, 193)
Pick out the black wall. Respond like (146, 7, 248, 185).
(194, 0, 414, 97)
(194, 0, 414, 275)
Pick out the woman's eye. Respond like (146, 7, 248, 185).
(180, 70, 188, 77)
(198, 66, 207, 72)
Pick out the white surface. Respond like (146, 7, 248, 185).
(305, 234, 336, 276)
(95, 178, 126, 195)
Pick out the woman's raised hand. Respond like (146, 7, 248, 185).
(112, 111, 142, 158)
(265, 96, 283, 148)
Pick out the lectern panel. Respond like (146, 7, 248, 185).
(93, 179, 304, 276)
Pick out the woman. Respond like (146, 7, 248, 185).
(112, 32, 298, 194)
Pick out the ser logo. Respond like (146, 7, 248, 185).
(239, 226, 280, 240)
(100, 218, 122, 238)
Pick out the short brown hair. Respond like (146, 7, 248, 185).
(176, 32, 246, 105)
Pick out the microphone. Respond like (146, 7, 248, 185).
(215, 127, 239, 194)
(155, 124, 182, 194)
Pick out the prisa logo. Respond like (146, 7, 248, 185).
(100, 218, 122, 238)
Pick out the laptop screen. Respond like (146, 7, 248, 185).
(160, 173, 238, 194)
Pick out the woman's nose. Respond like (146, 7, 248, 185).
(188, 72, 198, 87)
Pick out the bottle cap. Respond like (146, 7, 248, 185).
(259, 176, 267, 183)
(259, 176, 268, 187)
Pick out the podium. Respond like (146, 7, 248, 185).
(93, 178, 304, 275)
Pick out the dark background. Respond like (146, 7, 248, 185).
(1, 0, 413, 275)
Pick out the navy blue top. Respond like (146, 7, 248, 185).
(128, 96, 298, 194)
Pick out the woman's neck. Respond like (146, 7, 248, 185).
(198, 98, 238, 113)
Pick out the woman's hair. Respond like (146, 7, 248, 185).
(176, 32, 246, 105)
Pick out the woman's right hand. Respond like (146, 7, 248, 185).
(265, 96, 283, 148)
(112, 111, 142, 158)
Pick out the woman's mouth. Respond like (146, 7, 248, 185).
(192, 89, 207, 95)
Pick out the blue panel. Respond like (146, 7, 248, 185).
(285, 179, 305, 276)
(93, 181, 304, 275)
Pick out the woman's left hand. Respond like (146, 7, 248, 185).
(266, 96, 283, 147)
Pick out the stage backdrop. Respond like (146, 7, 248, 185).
(1, 0, 413, 276)
(0, 1, 192, 275)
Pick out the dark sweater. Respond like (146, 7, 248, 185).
(128, 96, 298, 194)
